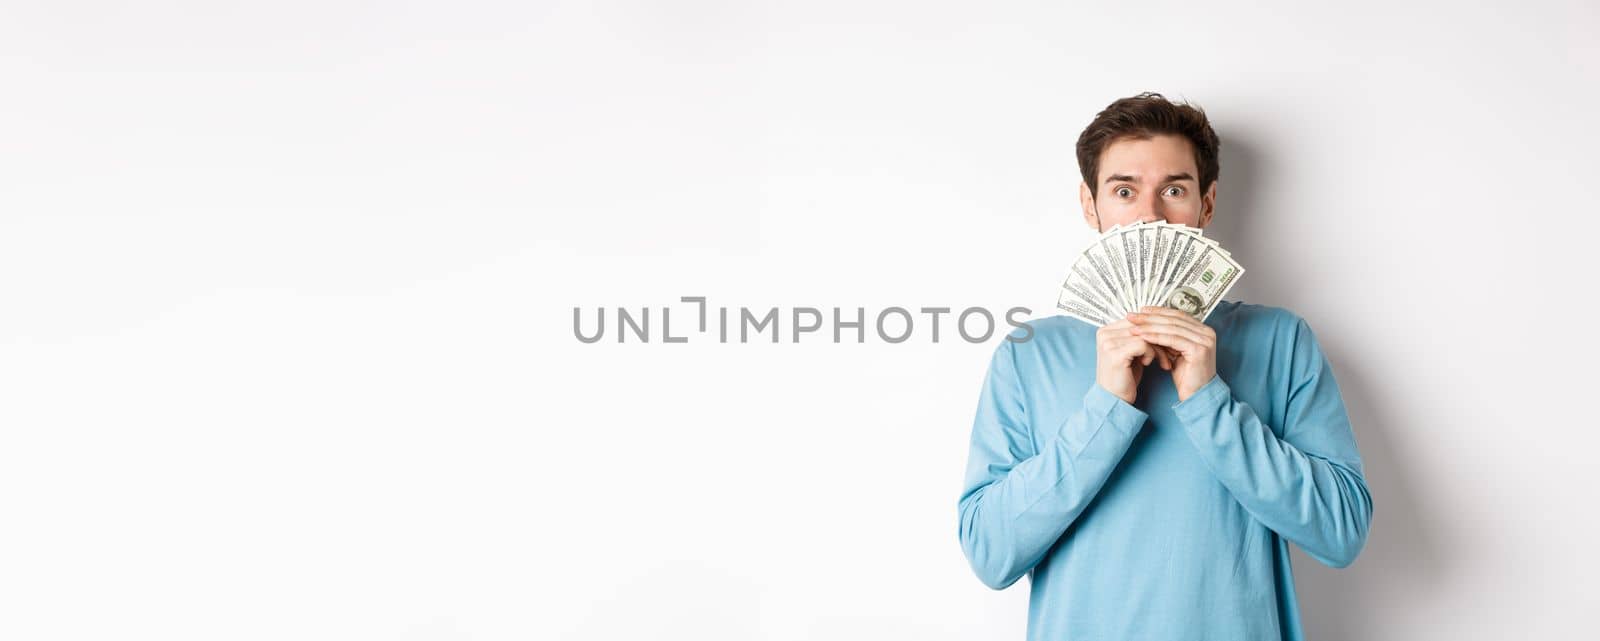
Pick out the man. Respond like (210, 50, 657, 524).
(957, 93, 1373, 641)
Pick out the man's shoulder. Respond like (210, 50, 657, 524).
(1217, 299, 1309, 330)
(1005, 313, 1095, 346)
(1213, 301, 1329, 355)
(987, 314, 1095, 378)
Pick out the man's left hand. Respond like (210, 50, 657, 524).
(1127, 306, 1218, 402)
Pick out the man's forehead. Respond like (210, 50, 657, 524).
(1101, 171, 1197, 185)
(1099, 135, 1198, 183)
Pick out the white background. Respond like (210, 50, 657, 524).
(2, 1, 1597, 639)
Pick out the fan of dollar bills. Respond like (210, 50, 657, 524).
(1056, 221, 1244, 326)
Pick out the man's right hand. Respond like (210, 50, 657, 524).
(1095, 317, 1172, 405)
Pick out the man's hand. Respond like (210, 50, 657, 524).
(1096, 318, 1173, 405)
(1128, 306, 1218, 402)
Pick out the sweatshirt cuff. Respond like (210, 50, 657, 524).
(1084, 382, 1150, 435)
(1171, 374, 1230, 421)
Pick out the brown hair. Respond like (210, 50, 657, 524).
(1075, 92, 1220, 199)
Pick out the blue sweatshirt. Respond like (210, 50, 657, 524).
(957, 300, 1372, 641)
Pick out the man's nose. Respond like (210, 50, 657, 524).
(1136, 194, 1166, 223)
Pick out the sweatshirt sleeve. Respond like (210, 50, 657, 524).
(957, 339, 1150, 590)
(1171, 316, 1374, 568)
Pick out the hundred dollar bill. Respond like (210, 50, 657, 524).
(1120, 220, 1145, 311)
(1056, 288, 1111, 326)
(1117, 224, 1144, 315)
(1150, 223, 1198, 308)
(1064, 259, 1122, 320)
(1132, 222, 1157, 310)
(1141, 222, 1168, 308)
(1150, 225, 1204, 312)
(1082, 234, 1131, 315)
(1160, 241, 1244, 321)
(1136, 222, 1155, 308)
(1098, 224, 1137, 315)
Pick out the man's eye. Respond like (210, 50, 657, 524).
(1115, 187, 1133, 198)
(1165, 186, 1185, 196)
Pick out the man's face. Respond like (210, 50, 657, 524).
(1079, 133, 1216, 232)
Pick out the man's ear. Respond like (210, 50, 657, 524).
(1079, 181, 1098, 229)
(1199, 181, 1217, 228)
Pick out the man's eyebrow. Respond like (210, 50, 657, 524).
(1103, 172, 1197, 184)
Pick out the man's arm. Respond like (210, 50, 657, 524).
(957, 339, 1149, 590)
(1171, 316, 1374, 568)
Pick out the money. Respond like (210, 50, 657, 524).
(1056, 221, 1244, 325)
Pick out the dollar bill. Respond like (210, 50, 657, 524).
(1150, 226, 1205, 313)
(1056, 289, 1111, 326)
(1057, 221, 1244, 325)
(1083, 232, 1130, 314)
(1065, 259, 1122, 319)
(1161, 241, 1244, 320)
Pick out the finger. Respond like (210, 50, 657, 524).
(1128, 316, 1209, 351)
(1100, 326, 1156, 345)
(1132, 328, 1201, 354)
(1134, 330, 1203, 356)
(1131, 309, 1209, 332)
(1110, 337, 1158, 363)
(1136, 336, 1168, 368)
(1141, 339, 1159, 367)
(1130, 312, 1199, 329)
(1099, 325, 1138, 339)
(1132, 327, 1210, 352)
(1108, 336, 1152, 357)
(1131, 323, 1211, 347)
(1139, 306, 1210, 325)
(1096, 323, 1133, 342)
